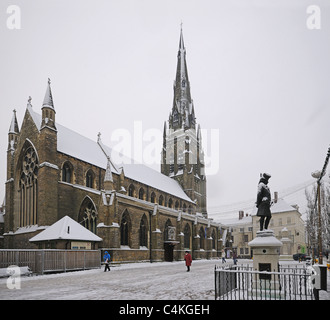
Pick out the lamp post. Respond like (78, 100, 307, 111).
(311, 170, 323, 264)
(311, 146, 330, 265)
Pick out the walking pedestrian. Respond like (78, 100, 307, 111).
(184, 251, 192, 272)
(221, 250, 226, 263)
(233, 251, 237, 265)
(103, 251, 111, 272)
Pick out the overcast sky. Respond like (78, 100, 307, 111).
(1, 0, 330, 218)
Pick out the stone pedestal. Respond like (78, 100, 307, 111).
(248, 230, 283, 291)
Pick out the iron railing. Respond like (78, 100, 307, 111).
(215, 264, 315, 300)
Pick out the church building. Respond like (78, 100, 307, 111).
(2, 29, 224, 262)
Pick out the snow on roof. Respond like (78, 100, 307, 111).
(29, 215, 102, 242)
(26, 106, 193, 203)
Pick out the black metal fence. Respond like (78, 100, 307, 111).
(215, 264, 315, 300)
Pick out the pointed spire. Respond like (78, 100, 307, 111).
(170, 25, 195, 131)
(42, 78, 54, 109)
(9, 109, 19, 134)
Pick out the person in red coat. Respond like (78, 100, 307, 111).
(184, 251, 192, 272)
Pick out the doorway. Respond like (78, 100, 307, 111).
(164, 243, 174, 262)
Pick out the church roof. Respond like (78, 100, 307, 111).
(29, 215, 102, 242)
(26, 105, 194, 203)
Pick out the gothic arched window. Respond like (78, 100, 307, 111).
(184, 224, 191, 249)
(128, 184, 135, 197)
(168, 198, 173, 208)
(159, 195, 164, 206)
(79, 197, 98, 234)
(121, 211, 131, 246)
(211, 230, 216, 250)
(139, 214, 148, 247)
(86, 169, 95, 188)
(199, 227, 205, 250)
(138, 187, 145, 200)
(62, 161, 73, 183)
(19, 144, 39, 226)
(150, 192, 156, 203)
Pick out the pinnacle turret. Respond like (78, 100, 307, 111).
(41, 78, 57, 131)
(9, 109, 19, 134)
(43, 78, 54, 109)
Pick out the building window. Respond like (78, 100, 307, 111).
(199, 227, 205, 249)
(19, 144, 39, 226)
(128, 184, 135, 197)
(86, 169, 94, 188)
(211, 230, 216, 250)
(62, 161, 72, 183)
(184, 224, 191, 249)
(150, 192, 156, 203)
(168, 198, 173, 208)
(175, 200, 179, 210)
(121, 211, 131, 246)
(159, 195, 164, 206)
(79, 197, 98, 234)
(139, 188, 145, 200)
(139, 215, 148, 247)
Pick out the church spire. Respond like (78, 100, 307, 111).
(170, 26, 194, 130)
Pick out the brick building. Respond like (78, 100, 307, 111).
(2, 29, 224, 262)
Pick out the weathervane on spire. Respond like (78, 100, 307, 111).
(28, 96, 32, 104)
(48, 78, 51, 85)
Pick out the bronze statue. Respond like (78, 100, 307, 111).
(256, 173, 272, 231)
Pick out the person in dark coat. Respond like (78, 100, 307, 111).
(184, 251, 192, 272)
(103, 251, 111, 272)
(256, 173, 272, 231)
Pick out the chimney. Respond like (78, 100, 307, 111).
(274, 192, 278, 203)
(239, 211, 244, 220)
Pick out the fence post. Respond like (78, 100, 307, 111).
(64, 250, 67, 273)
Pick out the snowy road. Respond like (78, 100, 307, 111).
(1, 259, 329, 300)
(0, 259, 222, 300)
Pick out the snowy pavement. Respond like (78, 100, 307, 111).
(0, 259, 329, 300)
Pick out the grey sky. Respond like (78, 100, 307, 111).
(1, 0, 329, 218)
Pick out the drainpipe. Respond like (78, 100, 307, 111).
(149, 210, 152, 263)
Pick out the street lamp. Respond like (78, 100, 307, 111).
(311, 170, 323, 264)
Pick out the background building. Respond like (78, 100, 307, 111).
(219, 192, 307, 259)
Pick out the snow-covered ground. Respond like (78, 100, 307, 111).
(0, 259, 329, 300)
